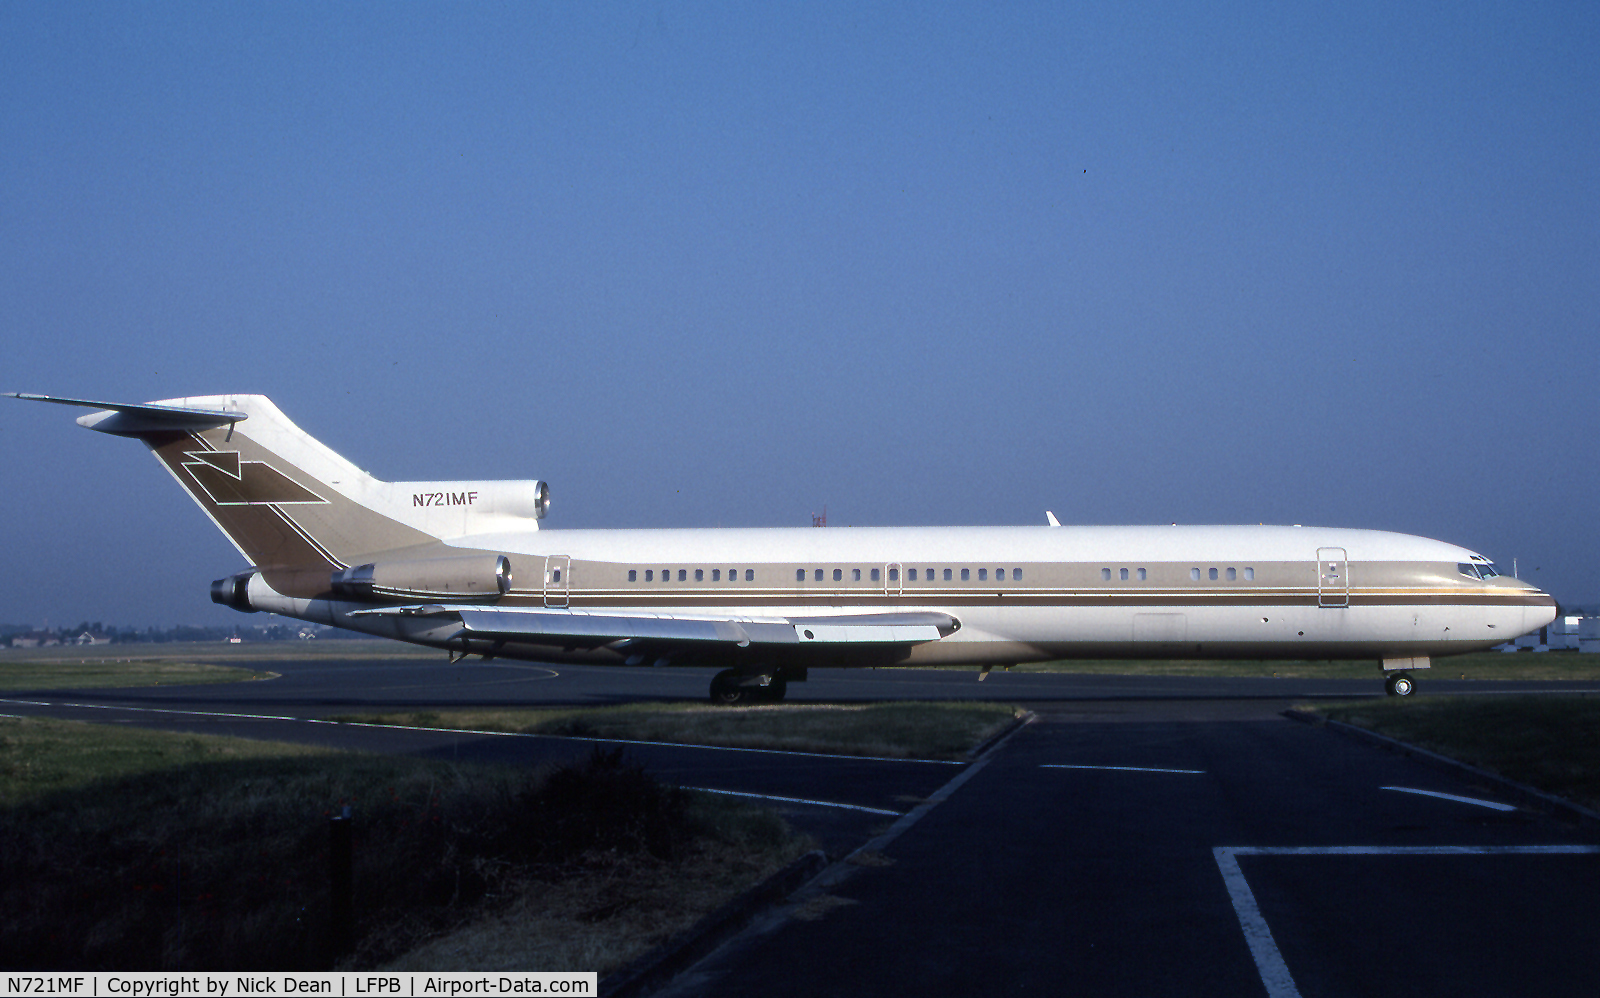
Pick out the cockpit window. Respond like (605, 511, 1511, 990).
(1479, 562, 1500, 579)
(1458, 563, 1481, 579)
(1458, 562, 1502, 580)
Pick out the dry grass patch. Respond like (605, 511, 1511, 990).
(0, 719, 809, 972)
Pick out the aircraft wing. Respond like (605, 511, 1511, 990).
(350, 605, 958, 649)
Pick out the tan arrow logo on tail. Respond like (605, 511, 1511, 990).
(182, 451, 327, 505)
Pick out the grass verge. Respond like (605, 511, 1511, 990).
(1008, 651, 1600, 682)
(0, 717, 810, 972)
(330, 701, 1023, 761)
(0, 658, 274, 691)
(1306, 696, 1600, 813)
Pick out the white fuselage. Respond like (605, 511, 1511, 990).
(248, 523, 1554, 666)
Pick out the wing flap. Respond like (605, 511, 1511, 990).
(352, 605, 957, 647)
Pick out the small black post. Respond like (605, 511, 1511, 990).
(329, 805, 354, 959)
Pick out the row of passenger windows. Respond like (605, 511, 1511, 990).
(1099, 567, 1256, 581)
(796, 567, 1023, 582)
(627, 569, 757, 582)
(621, 567, 1024, 584)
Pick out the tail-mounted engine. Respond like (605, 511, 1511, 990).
(330, 553, 513, 600)
(211, 571, 259, 612)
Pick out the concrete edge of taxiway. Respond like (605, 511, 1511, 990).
(600, 710, 1038, 998)
(1283, 708, 1600, 831)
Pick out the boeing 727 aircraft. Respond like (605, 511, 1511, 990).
(10, 393, 1556, 700)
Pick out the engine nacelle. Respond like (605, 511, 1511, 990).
(211, 571, 259, 612)
(331, 553, 513, 600)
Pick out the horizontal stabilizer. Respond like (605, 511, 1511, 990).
(6, 393, 248, 435)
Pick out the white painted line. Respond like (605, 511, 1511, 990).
(1214, 848, 1302, 998)
(682, 786, 900, 816)
(1381, 786, 1518, 812)
(1042, 763, 1206, 775)
(0, 698, 962, 764)
(1215, 845, 1600, 998)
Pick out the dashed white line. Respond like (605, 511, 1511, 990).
(1381, 786, 1518, 812)
(1041, 764, 1206, 774)
(682, 787, 900, 815)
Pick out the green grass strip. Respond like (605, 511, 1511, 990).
(332, 701, 1023, 761)
(1310, 695, 1600, 812)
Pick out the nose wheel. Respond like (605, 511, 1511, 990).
(1385, 672, 1416, 697)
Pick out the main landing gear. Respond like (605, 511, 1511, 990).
(709, 668, 793, 705)
(1384, 672, 1416, 697)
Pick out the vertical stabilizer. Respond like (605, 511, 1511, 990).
(8, 394, 547, 597)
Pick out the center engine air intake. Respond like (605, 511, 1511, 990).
(331, 554, 513, 600)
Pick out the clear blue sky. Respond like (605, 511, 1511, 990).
(3, 1, 1597, 627)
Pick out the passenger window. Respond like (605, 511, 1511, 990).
(1226, 567, 1236, 581)
(944, 568, 953, 581)
(662, 568, 670, 582)
(1013, 568, 1023, 580)
(815, 568, 824, 582)
(552, 569, 561, 583)
(796, 568, 806, 582)
(712, 569, 721, 581)
(1136, 568, 1146, 581)
(678, 569, 687, 582)
(629, 570, 637, 582)
(977, 568, 987, 581)
(1102, 568, 1112, 581)
(908, 568, 918, 581)
(853, 568, 862, 581)
(834, 568, 843, 582)
(1191, 568, 1201, 581)
(961, 568, 970, 581)
(745, 569, 754, 581)
(871, 568, 881, 582)
(645, 570, 653, 582)
(1120, 568, 1129, 581)
(889, 568, 899, 581)
(1209, 568, 1218, 581)
(1244, 567, 1254, 581)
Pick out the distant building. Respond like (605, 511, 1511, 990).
(1499, 614, 1597, 653)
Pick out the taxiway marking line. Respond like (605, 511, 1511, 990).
(1215, 845, 1600, 998)
(1381, 786, 1517, 811)
(683, 787, 900, 815)
(1041, 763, 1206, 774)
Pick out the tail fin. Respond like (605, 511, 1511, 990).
(8, 394, 548, 596)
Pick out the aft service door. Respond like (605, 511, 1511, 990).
(544, 555, 571, 607)
(1317, 547, 1348, 608)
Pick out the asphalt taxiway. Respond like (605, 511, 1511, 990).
(5, 659, 1599, 994)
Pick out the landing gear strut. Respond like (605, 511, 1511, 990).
(1385, 672, 1416, 697)
(709, 669, 788, 705)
